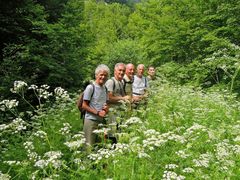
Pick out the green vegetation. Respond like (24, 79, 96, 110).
(1, 80, 240, 179)
(1, 0, 240, 98)
(1, 0, 240, 178)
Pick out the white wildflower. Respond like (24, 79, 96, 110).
(34, 160, 48, 169)
(162, 170, 185, 180)
(138, 151, 151, 159)
(193, 153, 212, 168)
(0, 99, 19, 111)
(64, 139, 86, 150)
(0, 124, 8, 131)
(44, 151, 62, 159)
(3, 161, 21, 166)
(176, 150, 190, 159)
(54, 87, 70, 101)
(182, 167, 194, 173)
(125, 117, 142, 125)
(33, 130, 47, 139)
(0, 171, 11, 180)
(59, 123, 71, 135)
(72, 132, 85, 139)
(28, 84, 38, 90)
(10, 80, 28, 93)
(165, 164, 179, 169)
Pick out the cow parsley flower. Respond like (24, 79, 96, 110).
(0, 99, 19, 111)
(10, 81, 28, 93)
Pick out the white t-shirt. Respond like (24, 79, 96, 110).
(132, 75, 148, 96)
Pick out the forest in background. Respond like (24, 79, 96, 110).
(1, 1, 240, 178)
(1, 0, 240, 99)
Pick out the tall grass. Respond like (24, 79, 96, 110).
(1, 79, 240, 179)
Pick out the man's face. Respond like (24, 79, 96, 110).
(96, 70, 108, 85)
(114, 64, 125, 81)
(148, 67, 155, 77)
(137, 65, 144, 77)
(125, 64, 135, 79)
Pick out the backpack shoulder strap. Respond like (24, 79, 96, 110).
(144, 77, 147, 87)
(104, 85, 108, 92)
(90, 83, 95, 100)
(123, 78, 127, 95)
(111, 77, 116, 91)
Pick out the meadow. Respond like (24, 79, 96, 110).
(0, 79, 240, 179)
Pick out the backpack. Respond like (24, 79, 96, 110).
(76, 84, 95, 119)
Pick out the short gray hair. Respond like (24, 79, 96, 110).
(114, 63, 125, 70)
(95, 64, 110, 77)
(137, 64, 145, 69)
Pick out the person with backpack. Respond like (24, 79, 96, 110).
(132, 64, 149, 103)
(82, 64, 110, 148)
(123, 63, 141, 104)
(105, 63, 131, 143)
(123, 63, 135, 96)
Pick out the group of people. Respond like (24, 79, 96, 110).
(81, 63, 156, 149)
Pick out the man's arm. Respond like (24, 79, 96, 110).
(108, 91, 131, 103)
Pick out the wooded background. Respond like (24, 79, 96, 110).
(1, 0, 240, 99)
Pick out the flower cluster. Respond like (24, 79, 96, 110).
(33, 130, 47, 139)
(88, 148, 114, 162)
(143, 130, 185, 151)
(34, 151, 63, 169)
(184, 123, 207, 136)
(193, 153, 212, 168)
(175, 150, 190, 159)
(182, 167, 194, 174)
(124, 117, 142, 125)
(3, 161, 22, 166)
(36, 85, 53, 99)
(93, 128, 110, 135)
(113, 143, 130, 154)
(165, 164, 179, 170)
(0, 99, 19, 111)
(0, 118, 27, 134)
(64, 139, 85, 150)
(9, 118, 27, 134)
(23, 141, 40, 161)
(162, 170, 185, 180)
(28, 84, 38, 90)
(10, 81, 28, 93)
(0, 171, 11, 180)
(54, 87, 70, 101)
(59, 123, 72, 136)
(64, 131, 86, 150)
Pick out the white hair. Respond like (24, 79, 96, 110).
(95, 64, 110, 77)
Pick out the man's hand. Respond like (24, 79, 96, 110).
(132, 95, 142, 102)
(98, 110, 107, 117)
(102, 103, 109, 113)
(123, 95, 131, 101)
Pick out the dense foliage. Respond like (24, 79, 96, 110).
(1, 80, 240, 179)
(1, 0, 240, 178)
(1, 0, 240, 99)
